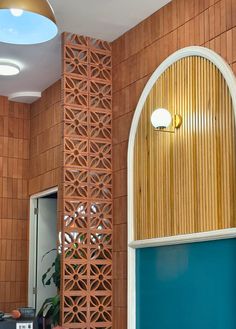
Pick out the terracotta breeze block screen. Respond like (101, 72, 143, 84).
(61, 33, 112, 329)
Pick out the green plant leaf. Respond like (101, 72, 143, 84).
(42, 253, 60, 289)
(51, 296, 60, 325)
(41, 248, 57, 262)
(38, 297, 54, 316)
(40, 248, 61, 325)
(45, 278, 52, 286)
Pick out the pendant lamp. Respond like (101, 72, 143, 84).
(0, 0, 58, 44)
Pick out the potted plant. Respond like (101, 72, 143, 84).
(37, 250, 61, 329)
(38, 242, 81, 328)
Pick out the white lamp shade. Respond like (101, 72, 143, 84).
(0, 0, 58, 44)
(151, 108, 172, 129)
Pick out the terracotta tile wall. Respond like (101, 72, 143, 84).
(0, 96, 30, 312)
(29, 80, 62, 195)
(112, 0, 236, 327)
(0, 80, 62, 313)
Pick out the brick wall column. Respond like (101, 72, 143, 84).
(61, 33, 112, 329)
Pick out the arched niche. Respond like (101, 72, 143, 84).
(127, 46, 236, 329)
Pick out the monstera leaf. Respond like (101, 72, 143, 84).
(39, 248, 61, 326)
(42, 249, 60, 290)
(38, 294, 60, 326)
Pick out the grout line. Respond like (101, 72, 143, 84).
(112, 0, 227, 68)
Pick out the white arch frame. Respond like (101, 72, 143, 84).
(127, 46, 236, 329)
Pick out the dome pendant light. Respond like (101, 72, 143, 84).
(0, 0, 58, 44)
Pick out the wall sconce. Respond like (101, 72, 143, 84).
(151, 108, 182, 132)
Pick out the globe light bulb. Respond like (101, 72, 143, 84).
(151, 108, 172, 129)
(10, 8, 23, 16)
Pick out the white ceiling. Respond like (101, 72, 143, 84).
(0, 0, 171, 102)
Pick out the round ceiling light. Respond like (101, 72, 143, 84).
(8, 91, 41, 103)
(0, 0, 58, 44)
(0, 62, 20, 75)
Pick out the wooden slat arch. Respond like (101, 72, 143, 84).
(134, 56, 236, 240)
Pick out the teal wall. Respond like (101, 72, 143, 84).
(136, 238, 236, 329)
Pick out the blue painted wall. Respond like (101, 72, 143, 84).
(136, 239, 236, 329)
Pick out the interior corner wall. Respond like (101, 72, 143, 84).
(112, 0, 236, 328)
(29, 79, 62, 196)
(0, 96, 30, 312)
(0, 80, 62, 313)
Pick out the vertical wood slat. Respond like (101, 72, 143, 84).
(134, 56, 236, 240)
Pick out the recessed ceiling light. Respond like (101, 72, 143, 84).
(8, 91, 41, 103)
(0, 62, 20, 76)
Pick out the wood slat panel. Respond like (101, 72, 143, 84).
(134, 56, 236, 240)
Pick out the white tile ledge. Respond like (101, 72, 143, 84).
(129, 228, 236, 249)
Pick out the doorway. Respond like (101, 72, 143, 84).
(28, 187, 58, 314)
